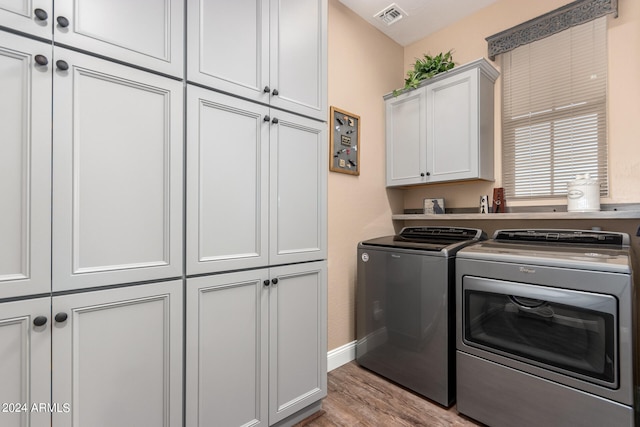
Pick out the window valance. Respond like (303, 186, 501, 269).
(486, 0, 617, 60)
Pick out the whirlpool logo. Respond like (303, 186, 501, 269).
(519, 267, 536, 274)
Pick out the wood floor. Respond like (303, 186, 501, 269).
(295, 361, 482, 427)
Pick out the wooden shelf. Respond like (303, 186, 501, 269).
(393, 211, 640, 221)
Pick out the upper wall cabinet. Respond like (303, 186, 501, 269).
(187, 0, 327, 121)
(53, 0, 184, 78)
(52, 48, 183, 291)
(0, 1, 53, 40)
(0, 31, 51, 299)
(385, 58, 499, 187)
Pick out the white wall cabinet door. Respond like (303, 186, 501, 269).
(269, 110, 327, 265)
(269, 261, 327, 424)
(385, 88, 427, 186)
(187, 0, 270, 105)
(269, 0, 327, 121)
(186, 270, 269, 427)
(187, 0, 327, 121)
(53, 0, 184, 77)
(0, 31, 51, 299)
(52, 48, 183, 291)
(0, 0, 53, 40)
(426, 68, 480, 182)
(186, 86, 270, 275)
(0, 297, 51, 427)
(51, 280, 183, 427)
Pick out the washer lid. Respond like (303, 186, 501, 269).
(360, 226, 486, 252)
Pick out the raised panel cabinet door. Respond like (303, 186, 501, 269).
(270, 0, 327, 120)
(186, 86, 269, 275)
(385, 88, 427, 187)
(187, 0, 269, 103)
(53, 0, 184, 77)
(0, 31, 51, 299)
(0, 297, 51, 427)
(52, 48, 183, 291)
(51, 280, 183, 427)
(425, 68, 479, 182)
(269, 261, 327, 424)
(269, 110, 327, 265)
(186, 271, 268, 427)
(0, 0, 53, 40)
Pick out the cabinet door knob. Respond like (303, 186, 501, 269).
(263, 115, 270, 122)
(54, 312, 68, 323)
(271, 89, 279, 96)
(263, 86, 270, 93)
(33, 316, 48, 327)
(56, 60, 69, 71)
(420, 173, 425, 177)
(271, 117, 279, 124)
(57, 16, 69, 28)
(34, 8, 48, 21)
(263, 280, 270, 287)
(271, 278, 278, 285)
(426, 172, 431, 176)
(34, 55, 49, 66)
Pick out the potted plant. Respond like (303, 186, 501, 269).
(393, 50, 455, 96)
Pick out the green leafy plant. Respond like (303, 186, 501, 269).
(393, 50, 455, 96)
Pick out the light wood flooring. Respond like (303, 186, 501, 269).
(295, 361, 482, 427)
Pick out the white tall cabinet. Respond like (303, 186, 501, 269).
(186, 262, 327, 427)
(0, 0, 327, 425)
(385, 58, 499, 187)
(187, 0, 327, 121)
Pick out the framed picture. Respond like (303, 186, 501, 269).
(329, 106, 360, 175)
(423, 198, 445, 214)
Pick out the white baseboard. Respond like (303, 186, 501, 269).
(327, 340, 356, 371)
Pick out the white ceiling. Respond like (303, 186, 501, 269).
(338, 0, 498, 46)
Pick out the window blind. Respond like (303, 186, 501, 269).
(501, 16, 608, 199)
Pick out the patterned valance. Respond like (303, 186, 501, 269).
(486, 0, 618, 60)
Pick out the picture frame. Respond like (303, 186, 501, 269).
(329, 106, 360, 176)
(423, 198, 445, 214)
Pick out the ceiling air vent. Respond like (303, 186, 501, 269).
(375, 3, 407, 26)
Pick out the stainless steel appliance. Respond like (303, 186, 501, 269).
(456, 229, 637, 427)
(356, 226, 486, 406)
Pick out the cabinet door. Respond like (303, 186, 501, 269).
(269, 110, 327, 265)
(187, 0, 269, 103)
(0, 32, 51, 298)
(269, 261, 327, 424)
(0, 298, 51, 427)
(186, 271, 268, 427)
(0, 0, 52, 40)
(53, 0, 184, 77)
(270, 0, 327, 120)
(52, 48, 183, 291)
(385, 89, 427, 186)
(51, 280, 183, 427)
(425, 68, 479, 182)
(186, 86, 269, 274)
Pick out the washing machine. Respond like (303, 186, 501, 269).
(356, 226, 486, 406)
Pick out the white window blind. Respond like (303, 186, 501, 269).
(501, 17, 608, 199)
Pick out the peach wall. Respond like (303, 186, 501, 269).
(327, 0, 403, 350)
(402, 0, 640, 210)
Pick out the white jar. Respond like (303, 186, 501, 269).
(567, 174, 600, 212)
